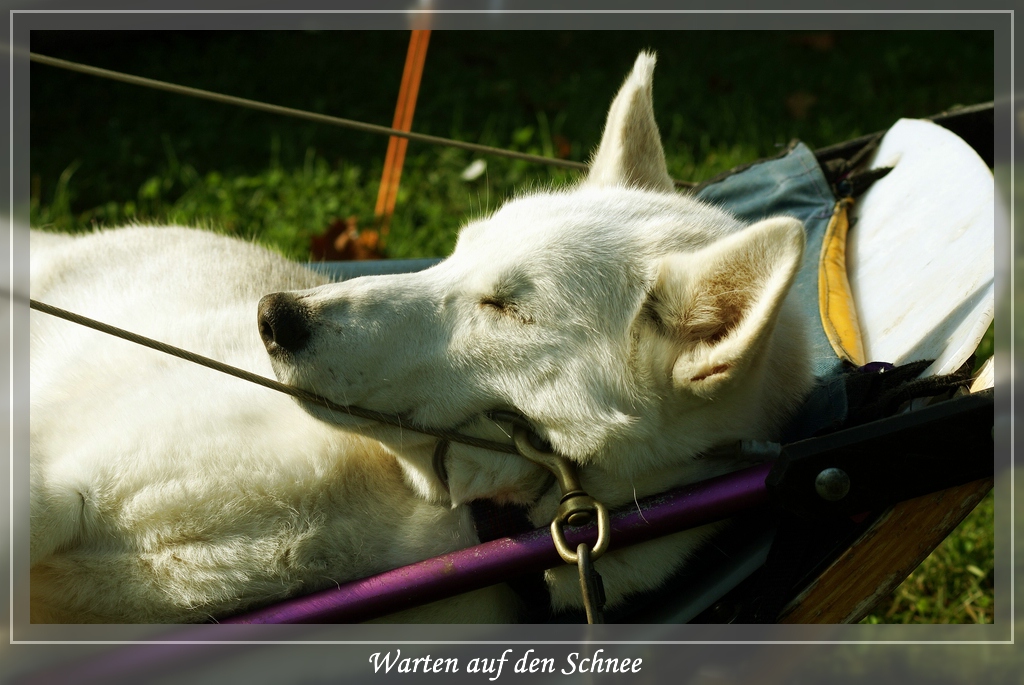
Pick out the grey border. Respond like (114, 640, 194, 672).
(5, 7, 1017, 685)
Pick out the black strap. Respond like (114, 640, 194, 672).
(843, 357, 974, 428)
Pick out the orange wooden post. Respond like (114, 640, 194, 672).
(375, 29, 431, 240)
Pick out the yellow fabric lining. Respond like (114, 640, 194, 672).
(818, 197, 866, 367)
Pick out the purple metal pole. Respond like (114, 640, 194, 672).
(222, 461, 773, 624)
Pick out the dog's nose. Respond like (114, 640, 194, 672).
(258, 292, 311, 355)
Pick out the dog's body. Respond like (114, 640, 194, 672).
(30, 53, 814, 623)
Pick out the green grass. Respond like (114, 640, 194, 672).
(860, 490, 994, 624)
(28, 30, 995, 624)
(30, 31, 995, 258)
(30, 126, 581, 260)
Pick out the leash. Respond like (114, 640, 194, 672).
(28, 298, 518, 454)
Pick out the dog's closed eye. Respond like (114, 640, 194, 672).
(641, 290, 669, 334)
(480, 295, 509, 311)
(479, 296, 533, 324)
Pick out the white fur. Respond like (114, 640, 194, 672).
(30, 52, 814, 623)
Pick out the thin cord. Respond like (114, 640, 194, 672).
(30, 53, 580, 172)
(28, 297, 520, 456)
(28, 52, 695, 188)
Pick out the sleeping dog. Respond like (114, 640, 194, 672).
(30, 52, 812, 622)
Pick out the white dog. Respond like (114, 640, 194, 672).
(29, 53, 813, 623)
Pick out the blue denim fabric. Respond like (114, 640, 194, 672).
(695, 143, 847, 440)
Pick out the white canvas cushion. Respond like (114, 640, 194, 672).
(847, 118, 994, 376)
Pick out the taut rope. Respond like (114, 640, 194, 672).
(29, 52, 696, 188)
(28, 297, 520, 455)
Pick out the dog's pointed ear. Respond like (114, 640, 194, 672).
(646, 217, 805, 396)
(585, 51, 674, 192)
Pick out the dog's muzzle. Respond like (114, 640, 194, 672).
(258, 292, 311, 356)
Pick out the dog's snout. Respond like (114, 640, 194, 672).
(258, 292, 311, 355)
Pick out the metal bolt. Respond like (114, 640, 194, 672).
(815, 467, 851, 501)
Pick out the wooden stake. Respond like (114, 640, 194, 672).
(375, 30, 431, 239)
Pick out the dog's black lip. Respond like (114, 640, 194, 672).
(485, 409, 532, 427)
(394, 410, 472, 437)
(392, 408, 526, 441)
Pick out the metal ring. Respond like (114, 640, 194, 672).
(550, 499, 610, 564)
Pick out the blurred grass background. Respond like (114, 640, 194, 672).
(28, 30, 994, 624)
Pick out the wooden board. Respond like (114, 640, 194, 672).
(778, 476, 993, 624)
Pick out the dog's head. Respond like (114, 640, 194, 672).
(259, 53, 813, 506)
